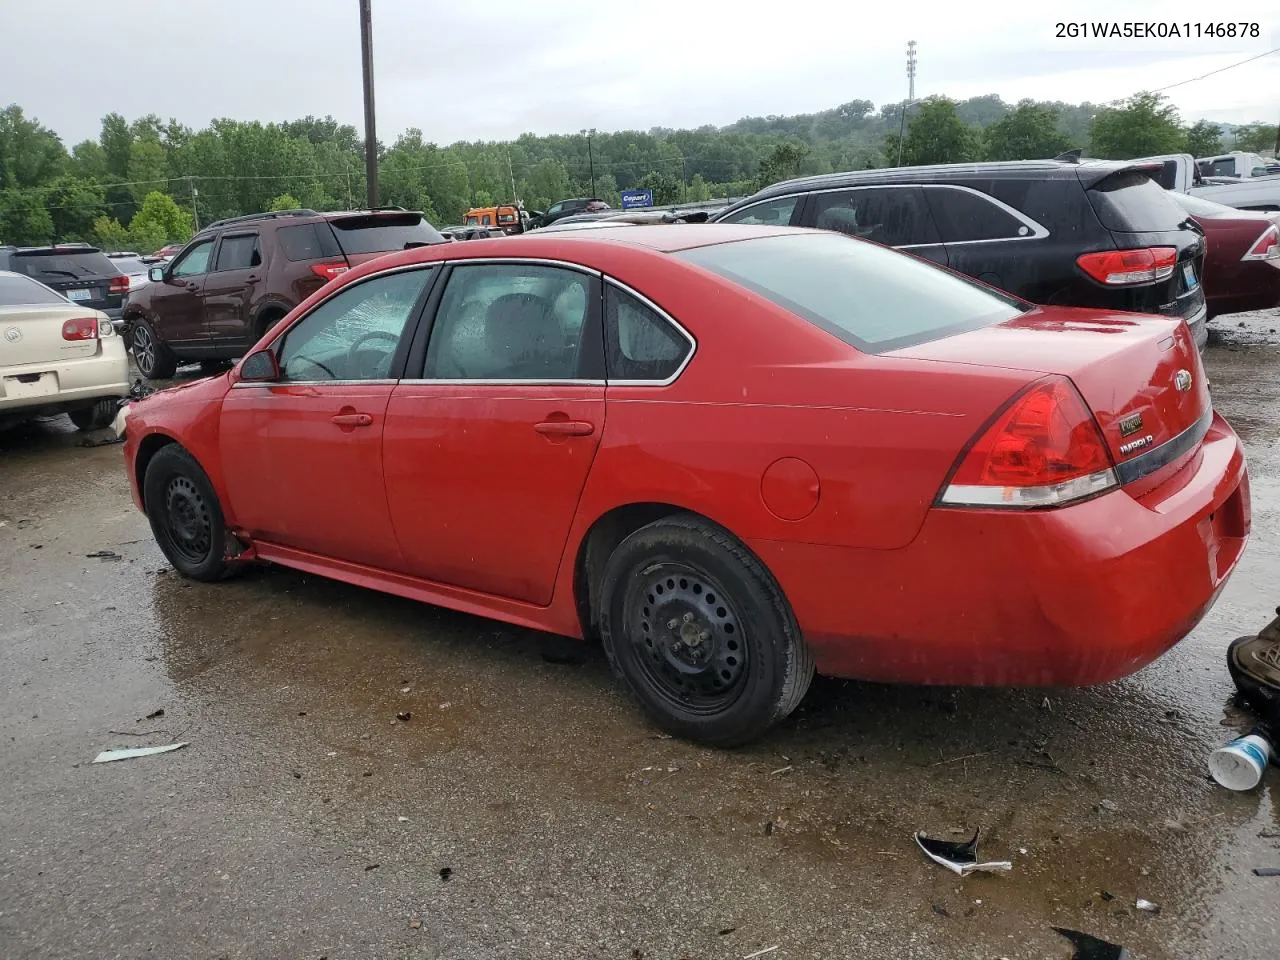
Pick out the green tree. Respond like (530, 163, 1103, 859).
(267, 193, 302, 211)
(92, 215, 130, 251)
(1231, 123, 1278, 153)
(0, 188, 54, 244)
(1089, 92, 1184, 159)
(520, 157, 571, 212)
(126, 218, 167, 254)
(983, 101, 1072, 160)
(0, 105, 67, 190)
(686, 173, 712, 202)
(885, 97, 981, 166)
(44, 176, 107, 240)
(126, 138, 169, 201)
(99, 112, 133, 179)
(1183, 119, 1223, 157)
(130, 190, 193, 243)
(636, 170, 681, 204)
(755, 141, 809, 188)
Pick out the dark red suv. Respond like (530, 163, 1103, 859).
(122, 208, 444, 378)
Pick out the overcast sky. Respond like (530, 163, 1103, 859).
(3, 0, 1277, 147)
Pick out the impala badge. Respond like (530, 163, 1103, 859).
(1119, 434, 1154, 456)
(1118, 412, 1143, 437)
(1174, 369, 1193, 392)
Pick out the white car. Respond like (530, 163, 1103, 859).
(0, 270, 129, 431)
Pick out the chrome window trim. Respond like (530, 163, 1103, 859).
(436, 256, 600, 276)
(602, 277, 697, 387)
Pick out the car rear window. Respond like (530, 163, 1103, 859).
(277, 222, 343, 261)
(327, 214, 444, 254)
(109, 257, 147, 273)
(677, 233, 1025, 353)
(1087, 171, 1188, 233)
(0, 273, 67, 306)
(12, 250, 117, 281)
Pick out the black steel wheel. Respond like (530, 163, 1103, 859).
(142, 445, 235, 582)
(599, 514, 814, 746)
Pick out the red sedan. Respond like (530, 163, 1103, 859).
(122, 226, 1250, 745)
(1173, 192, 1280, 318)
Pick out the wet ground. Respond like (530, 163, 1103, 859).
(2, 316, 1279, 960)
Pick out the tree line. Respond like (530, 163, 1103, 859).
(0, 93, 1275, 250)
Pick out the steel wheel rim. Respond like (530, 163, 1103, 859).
(162, 475, 212, 564)
(624, 562, 748, 715)
(133, 326, 155, 375)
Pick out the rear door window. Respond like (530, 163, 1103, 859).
(604, 285, 692, 383)
(327, 214, 445, 255)
(718, 195, 801, 227)
(810, 187, 940, 246)
(1087, 172, 1188, 232)
(924, 186, 1036, 242)
(0, 273, 67, 306)
(278, 222, 342, 261)
(214, 234, 261, 271)
(12, 250, 116, 282)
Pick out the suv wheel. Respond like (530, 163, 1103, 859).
(131, 320, 177, 380)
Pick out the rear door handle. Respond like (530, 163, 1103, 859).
(331, 413, 373, 427)
(534, 420, 594, 437)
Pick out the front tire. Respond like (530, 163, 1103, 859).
(131, 320, 177, 380)
(68, 398, 118, 431)
(142, 445, 235, 582)
(599, 515, 814, 746)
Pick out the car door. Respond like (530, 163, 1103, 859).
(218, 266, 437, 570)
(922, 184, 1048, 292)
(148, 236, 217, 347)
(383, 261, 606, 604)
(202, 231, 263, 351)
(806, 186, 949, 265)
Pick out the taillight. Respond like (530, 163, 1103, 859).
(310, 260, 349, 281)
(1242, 225, 1280, 262)
(62, 317, 100, 341)
(938, 377, 1117, 509)
(109, 274, 129, 295)
(1076, 247, 1177, 285)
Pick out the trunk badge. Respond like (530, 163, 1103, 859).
(1118, 413, 1144, 437)
(4, 326, 20, 342)
(1174, 369, 1193, 392)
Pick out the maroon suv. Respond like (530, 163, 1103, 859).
(122, 208, 444, 378)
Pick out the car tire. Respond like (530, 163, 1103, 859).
(131, 320, 177, 380)
(598, 514, 814, 746)
(254, 309, 287, 343)
(68, 398, 118, 431)
(142, 445, 236, 582)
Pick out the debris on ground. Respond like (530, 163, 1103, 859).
(79, 433, 125, 448)
(1098, 799, 1118, 812)
(1135, 898, 1160, 913)
(1253, 867, 1280, 877)
(1053, 926, 1130, 959)
(741, 947, 778, 960)
(85, 549, 122, 561)
(769, 765, 793, 776)
(92, 742, 189, 764)
(140, 708, 164, 721)
(931, 903, 949, 917)
(915, 829, 1012, 876)
(438, 867, 453, 881)
(408, 919, 421, 929)
(395, 711, 411, 722)
(1208, 729, 1274, 791)
(397, 816, 409, 823)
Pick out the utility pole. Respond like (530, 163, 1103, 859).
(507, 151, 517, 201)
(898, 40, 918, 167)
(187, 176, 200, 230)
(359, 0, 379, 209)
(582, 129, 596, 197)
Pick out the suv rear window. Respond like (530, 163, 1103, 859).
(11, 249, 116, 281)
(678, 233, 1025, 353)
(1088, 171, 1188, 233)
(0, 273, 67, 306)
(327, 214, 444, 255)
(278, 222, 343, 262)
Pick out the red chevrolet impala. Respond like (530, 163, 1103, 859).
(122, 225, 1250, 745)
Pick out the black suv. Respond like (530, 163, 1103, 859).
(0, 244, 127, 323)
(530, 198, 608, 229)
(713, 160, 1208, 350)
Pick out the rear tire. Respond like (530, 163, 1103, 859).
(68, 398, 118, 431)
(254, 309, 286, 343)
(142, 445, 236, 582)
(598, 515, 814, 746)
(131, 320, 177, 380)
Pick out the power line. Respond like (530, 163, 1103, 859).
(1104, 46, 1279, 105)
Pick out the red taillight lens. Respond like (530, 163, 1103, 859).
(1242, 225, 1280, 262)
(109, 274, 129, 295)
(310, 261, 350, 281)
(939, 377, 1117, 508)
(1076, 247, 1178, 285)
(62, 317, 100, 341)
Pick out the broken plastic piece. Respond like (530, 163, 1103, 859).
(1252, 867, 1280, 877)
(1135, 898, 1160, 913)
(1053, 927, 1130, 960)
(92, 742, 188, 763)
(914, 829, 1012, 876)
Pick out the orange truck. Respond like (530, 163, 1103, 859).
(462, 204, 525, 234)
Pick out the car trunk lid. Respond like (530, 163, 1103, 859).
(0, 304, 100, 365)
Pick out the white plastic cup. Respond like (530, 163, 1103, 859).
(1209, 731, 1274, 791)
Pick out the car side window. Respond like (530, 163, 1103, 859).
(924, 187, 1034, 243)
(811, 187, 940, 247)
(719, 196, 800, 226)
(423, 263, 591, 380)
(547, 202, 563, 216)
(171, 239, 215, 277)
(276, 268, 433, 382)
(604, 285, 691, 383)
(214, 234, 261, 271)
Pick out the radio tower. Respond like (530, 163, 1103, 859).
(906, 40, 917, 102)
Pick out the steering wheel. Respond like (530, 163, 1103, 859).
(347, 329, 401, 378)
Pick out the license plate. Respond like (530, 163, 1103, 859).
(1183, 263, 1198, 290)
(67, 288, 92, 301)
(3, 372, 59, 399)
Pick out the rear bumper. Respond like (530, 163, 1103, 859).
(0, 339, 130, 414)
(751, 412, 1249, 686)
(1184, 302, 1208, 352)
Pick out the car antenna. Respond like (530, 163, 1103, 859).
(1053, 149, 1083, 163)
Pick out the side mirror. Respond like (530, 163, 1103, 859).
(149, 266, 166, 283)
(239, 349, 279, 382)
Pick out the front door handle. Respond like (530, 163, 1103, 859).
(534, 420, 594, 437)
(331, 413, 373, 427)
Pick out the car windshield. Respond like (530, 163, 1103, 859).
(0, 273, 68, 306)
(677, 232, 1026, 353)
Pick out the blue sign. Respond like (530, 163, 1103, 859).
(621, 188, 653, 209)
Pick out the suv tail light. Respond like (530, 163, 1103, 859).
(1076, 247, 1177, 285)
(310, 260, 350, 281)
(109, 274, 129, 295)
(938, 377, 1117, 509)
(1242, 225, 1280, 262)
(62, 317, 100, 341)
